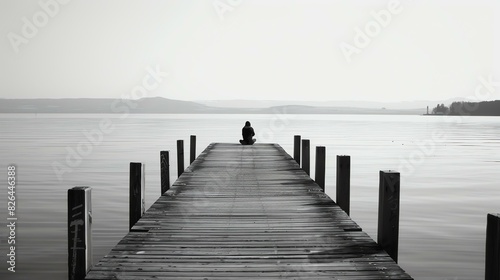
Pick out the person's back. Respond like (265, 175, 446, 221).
(240, 121, 255, 145)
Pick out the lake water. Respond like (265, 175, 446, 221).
(0, 113, 499, 280)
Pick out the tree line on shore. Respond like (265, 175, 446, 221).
(431, 100, 500, 116)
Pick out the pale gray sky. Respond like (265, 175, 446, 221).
(1, 0, 498, 102)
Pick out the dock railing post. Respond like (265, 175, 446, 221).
(160, 151, 170, 195)
(485, 213, 500, 280)
(68, 186, 92, 280)
(315, 146, 326, 192)
(377, 170, 400, 263)
(294, 135, 301, 165)
(190, 135, 196, 164)
(177, 140, 184, 177)
(302, 139, 310, 175)
(336, 155, 351, 215)
(129, 162, 145, 231)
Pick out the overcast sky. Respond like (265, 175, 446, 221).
(1, 0, 498, 102)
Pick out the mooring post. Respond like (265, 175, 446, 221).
(160, 151, 170, 196)
(336, 155, 351, 216)
(68, 186, 92, 280)
(485, 213, 500, 280)
(294, 135, 301, 165)
(190, 135, 196, 164)
(315, 146, 326, 192)
(129, 162, 145, 231)
(302, 139, 310, 175)
(177, 140, 184, 177)
(378, 170, 400, 263)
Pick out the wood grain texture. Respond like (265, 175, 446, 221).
(86, 143, 413, 280)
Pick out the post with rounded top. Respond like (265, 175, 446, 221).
(336, 155, 351, 216)
(129, 162, 145, 231)
(294, 135, 301, 165)
(315, 146, 326, 192)
(68, 186, 92, 280)
(301, 139, 310, 175)
(190, 135, 196, 164)
(377, 170, 400, 263)
(160, 151, 170, 195)
(485, 213, 500, 280)
(177, 140, 184, 177)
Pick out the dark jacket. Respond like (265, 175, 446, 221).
(241, 121, 255, 144)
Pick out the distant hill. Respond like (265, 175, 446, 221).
(0, 97, 423, 115)
(196, 98, 470, 110)
(0, 97, 208, 113)
(257, 105, 423, 115)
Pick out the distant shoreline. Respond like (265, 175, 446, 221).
(4, 113, 497, 119)
(422, 113, 499, 117)
(0, 97, 425, 115)
(9, 97, 500, 116)
(0, 112, 424, 116)
(4, 112, 497, 117)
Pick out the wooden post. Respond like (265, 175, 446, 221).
(315, 146, 326, 192)
(293, 135, 301, 165)
(485, 213, 500, 280)
(336, 155, 351, 216)
(190, 135, 196, 164)
(129, 162, 145, 231)
(301, 139, 310, 175)
(68, 186, 92, 280)
(160, 151, 170, 196)
(377, 170, 400, 263)
(177, 140, 184, 177)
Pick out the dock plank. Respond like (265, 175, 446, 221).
(86, 143, 412, 279)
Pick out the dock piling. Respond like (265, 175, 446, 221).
(68, 186, 92, 280)
(160, 151, 170, 195)
(301, 139, 310, 175)
(294, 135, 301, 165)
(378, 170, 400, 263)
(190, 135, 196, 164)
(177, 140, 184, 177)
(485, 213, 500, 280)
(315, 146, 326, 192)
(129, 162, 145, 231)
(336, 155, 351, 215)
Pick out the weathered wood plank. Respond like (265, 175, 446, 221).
(86, 143, 412, 280)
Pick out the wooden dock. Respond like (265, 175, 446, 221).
(85, 143, 413, 279)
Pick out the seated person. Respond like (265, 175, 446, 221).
(239, 121, 256, 145)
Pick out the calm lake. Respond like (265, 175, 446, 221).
(0, 113, 499, 280)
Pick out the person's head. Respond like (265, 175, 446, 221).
(245, 121, 251, 126)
